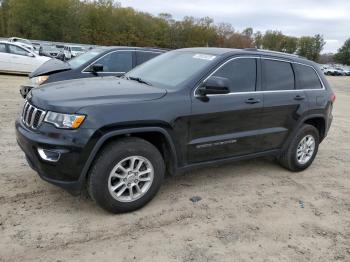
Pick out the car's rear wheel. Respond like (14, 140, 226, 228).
(278, 124, 319, 172)
(88, 137, 165, 213)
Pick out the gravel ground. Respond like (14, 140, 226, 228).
(0, 75, 349, 262)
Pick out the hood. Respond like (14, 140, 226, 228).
(28, 77, 167, 112)
(29, 58, 71, 78)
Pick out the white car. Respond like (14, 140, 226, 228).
(0, 41, 51, 75)
(63, 45, 85, 60)
(8, 37, 37, 53)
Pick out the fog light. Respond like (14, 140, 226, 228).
(37, 148, 61, 162)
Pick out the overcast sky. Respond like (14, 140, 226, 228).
(118, 0, 349, 53)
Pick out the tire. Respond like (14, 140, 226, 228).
(278, 124, 319, 172)
(88, 137, 165, 213)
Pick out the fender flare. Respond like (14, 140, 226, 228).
(78, 126, 178, 185)
(281, 113, 327, 152)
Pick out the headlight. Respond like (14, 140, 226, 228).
(31, 75, 49, 85)
(44, 111, 85, 129)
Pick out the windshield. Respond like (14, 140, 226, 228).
(71, 46, 83, 51)
(68, 49, 104, 69)
(126, 51, 217, 89)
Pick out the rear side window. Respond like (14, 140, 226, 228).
(294, 64, 322, 89)
(136, 51, 161, 66)
(8, 45, 30, 56)
(262, 59, 294, 91)
(213, 58, 257, 93)
(0, 43, 6, 53)
(93, 51, 133, 72)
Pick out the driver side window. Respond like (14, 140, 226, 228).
(8, 45, 30, 56)
(213, 58, 257, 93)
(92, 51, 133, 73)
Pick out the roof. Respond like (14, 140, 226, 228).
(93, 46, 169, 52)
(176, 47, 313, 65)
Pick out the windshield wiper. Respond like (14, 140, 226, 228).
(128, 76, 152, 86)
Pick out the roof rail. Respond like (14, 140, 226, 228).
(243, 48, 305, 59)
(243, 48, 258, 51)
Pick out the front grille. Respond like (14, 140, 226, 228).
(22, 101, 46, 129)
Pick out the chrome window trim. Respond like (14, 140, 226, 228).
(193, 56, 325, 97)
(81, 50, 134, 74)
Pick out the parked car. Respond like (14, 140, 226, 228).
(32, 42, 41, 52)
(324, 67, 345, 76)
(344, 68, 350, 76)
(8, 37, 36, 53)
(20, 47, 167, 98)
(0, 41, 51, 75)
(16, 48, 335, 213)
(55, 45, 65, 61)
(63, 45, 85, 60)
(39, 44, 61, 58)
(335, 67, 348, 76)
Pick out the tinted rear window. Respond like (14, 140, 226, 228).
(295, 64, 322, 89)
(213, 58, 256, 92)
(263, 59, 295, 91)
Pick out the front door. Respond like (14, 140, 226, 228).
(7, 44, 34, 72)
(189, 57, 263, 163)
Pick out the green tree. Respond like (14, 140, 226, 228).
(262, 30, 285, 51)
(334, 38, 350, 65)
(297, 34, 325, 61)
(282, 36, 298, 53)
(0, 0, 327, 60)
(253, 31, 263, 49)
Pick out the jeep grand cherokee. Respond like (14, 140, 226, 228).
(16, 48, 335, 213)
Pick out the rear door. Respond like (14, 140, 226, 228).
(256, 58, 308, 152)
(189, 56, 263, 163)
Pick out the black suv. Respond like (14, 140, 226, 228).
(16, 48, 335, 213)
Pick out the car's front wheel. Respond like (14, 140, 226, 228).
(88, 137, 165, 213)
(278, 124, 319, 172)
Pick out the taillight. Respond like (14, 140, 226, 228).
(331, 93, 336, 103)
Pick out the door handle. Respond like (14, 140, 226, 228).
(245, 98, 261, 104)
(294, 95, 305, 101)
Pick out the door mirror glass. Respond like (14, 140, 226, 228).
(26, 52, 35, 57)
(198, 76, 230, 96)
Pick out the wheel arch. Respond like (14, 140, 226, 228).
(282, 114, 327, 152)
(303, 116, 326, 141)
(78, 127, 178, 186)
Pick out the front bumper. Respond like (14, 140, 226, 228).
(15, 119, 94, 195)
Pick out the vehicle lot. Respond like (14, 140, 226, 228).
(0, 75, 349, 261)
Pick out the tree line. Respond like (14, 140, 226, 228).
(0, 0, 343, 63)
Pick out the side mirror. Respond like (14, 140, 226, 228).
(198, 76, 230, 96)
(27, 53, 35, 58)
(90, 64, 104, 74)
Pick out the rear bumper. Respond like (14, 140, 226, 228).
(15, 119, 94, 195)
